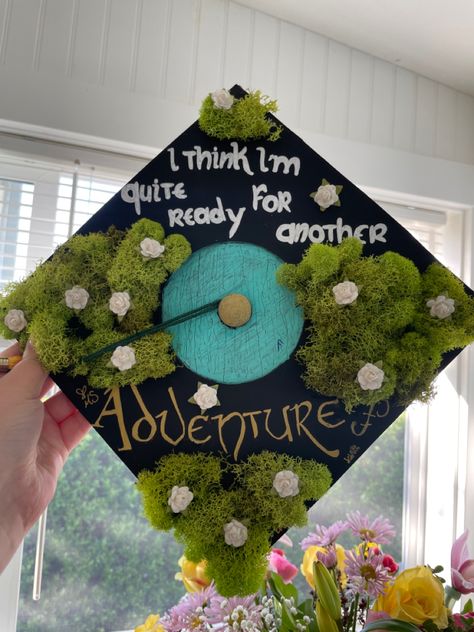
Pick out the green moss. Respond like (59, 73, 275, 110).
(137, 453, 223, 532)
(28, 307, 79, 373)
(0, 218, 192, 387)
(277, 238, 474, 411)
(136, 451, 331, 596)
(199, 90, 282, 141)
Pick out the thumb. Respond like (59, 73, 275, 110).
(9, 341, 49, 399)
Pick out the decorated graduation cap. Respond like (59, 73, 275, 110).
(2, 86, 474, 596)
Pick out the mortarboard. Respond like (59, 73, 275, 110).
(1, 86, 473, 595)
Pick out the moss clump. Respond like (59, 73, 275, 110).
(0, 219, 192, 388)
(277, 238, 474, 411)
(199, 90, 282, 141)
(136, 451, 331, 596)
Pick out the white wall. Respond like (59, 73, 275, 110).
(0, 0, 473, 165)
(1, 0, 474, 615)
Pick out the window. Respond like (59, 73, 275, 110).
(0, 150, 471, 631)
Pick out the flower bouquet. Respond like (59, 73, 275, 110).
(134, 514, 474, 632)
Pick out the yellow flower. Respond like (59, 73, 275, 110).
(175, 555, 211, 592)
(355, 541, 380, 556)
(373, 565, 448, 629)
(301, 544, 347, 589)
(134, 613, 164, 632)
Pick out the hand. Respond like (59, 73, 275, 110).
(0, 341, 90, 573)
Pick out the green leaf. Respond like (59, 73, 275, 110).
(322, 178, 329, 185)
(334, 199, 341, 207)
(335, 185, 343, 194)
(361, 620, 420, 632)
(269, 571, 299, 602)
(298, 599, 318, 632)
(462, 597, 473, 613)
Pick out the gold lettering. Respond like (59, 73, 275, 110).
(130, 385, 157, 443)
(290, 401, 340, 458)
(215, 412, 246, 461)
(93, 387, 131, 452)
(268, 407, 294, 442)
(188, 415, 211, 445)
(317, 399, 346, 429)
(351, 400, 390, 437)
(242, 411, 262, 439)
(161, 387, 186, 445)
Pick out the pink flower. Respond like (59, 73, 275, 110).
(301, 520, 348, 549)
(452, 612, 474, 630)
(345, 547, 390, 599)
(366, 610, 390, 622)
(451, 530, 474, 594)
(206, 594, 263, 630)
(382, 554, 399, 574)
(346, 511, 395, 545)
(316, 547, 337, 569)
(268, 549, 298, 584)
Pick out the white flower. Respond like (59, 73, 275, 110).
(273, 470, 300, 498)
(193, 383, 218, 411)
(332, 280, 359, 305)
(211, 88, 234, 110)
(313, 183, 339, 209)
(109, 291, 131, 317)
(168, 485, 193, 513)
(4, 309, 27, 333)
(357, 363, 385, 391)
(224, 519, 248, 547)
(427, 295, 455, 319)
(140, 237, 165, 259)
(65, 286, 89, 310)
(110, 345, 136, 371)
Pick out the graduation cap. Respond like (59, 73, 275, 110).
(1, 86, 473, 596)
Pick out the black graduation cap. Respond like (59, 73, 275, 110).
(1, 85, 473, 595)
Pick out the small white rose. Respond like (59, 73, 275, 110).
(193, 384, 218, 411)
(110, 345, 136, 371)
(211, 88, 234, 110)
(140, 237, 165, 259)
(313, 183, 339, 210)
(224, 519, 248, 547)
(4, 309, 27, 333)
(426, 295, 455, 319)
(273, 470, 300, 498)
(65, 286, 89, 310)
(332, 281, 359, 305)
(168, 485, 193, 513)
(357, 363, 385, 391)
(109, 291, 131, 317)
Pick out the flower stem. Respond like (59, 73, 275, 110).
(444, 584, 462, 609)
(351, 593, 359, 632)
(82, 299, 221, 362)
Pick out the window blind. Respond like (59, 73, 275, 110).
(0, 154, 135, 349)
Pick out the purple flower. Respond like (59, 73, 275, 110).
(206, 594, 264, 631)
(346, 512, 395, 545)
(301, 520, 348, 550)
(451, 530, 474, 595)
(316, 546, 337, 569)
(162, 583, 217, 631)
(345, 547, 390, 599)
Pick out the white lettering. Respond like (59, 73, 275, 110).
(167, 147, 180, 171)
(276, 219, 388, 245)
(252, 184, 292, 213)
(167, 197, 246, 239)
(121, 180, 187, 216)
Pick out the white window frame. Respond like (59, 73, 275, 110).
(364, 186, 474, 575)
(0, 138, 472, 630)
